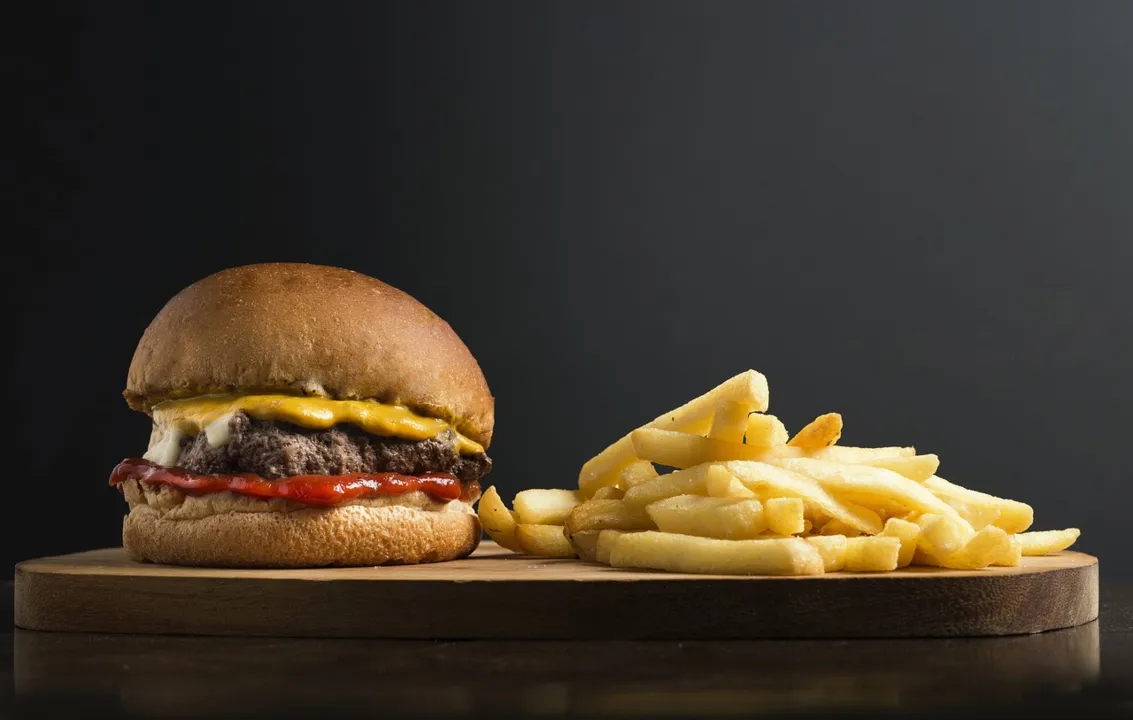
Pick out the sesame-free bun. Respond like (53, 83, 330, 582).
(121, 481, 481, 567)
(124, 263, 494, 447)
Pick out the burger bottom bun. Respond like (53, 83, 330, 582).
(122, 489, 481, 568)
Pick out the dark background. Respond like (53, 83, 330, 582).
(7, 1, 1130, 575)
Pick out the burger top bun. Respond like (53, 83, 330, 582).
(124, 263, 494, 448)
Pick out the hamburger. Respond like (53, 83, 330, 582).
(109, 263, 492, 567)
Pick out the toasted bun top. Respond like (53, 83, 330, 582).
(124, 263, 494, 447)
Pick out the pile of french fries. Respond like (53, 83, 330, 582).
(479, 370, 1080, 575)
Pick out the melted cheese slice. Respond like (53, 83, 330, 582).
(151, 395, 484, 455)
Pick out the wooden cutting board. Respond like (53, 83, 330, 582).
(14, 542, 1097, 639)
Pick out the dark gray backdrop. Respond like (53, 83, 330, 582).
(8, 1, 1128, 575)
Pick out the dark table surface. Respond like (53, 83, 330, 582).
(7, 579, 1132, 719)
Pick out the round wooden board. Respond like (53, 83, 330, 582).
(15, 542, 1098, 639)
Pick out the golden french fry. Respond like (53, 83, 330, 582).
(993, 534, 1023, 567)
(764, 497, 805, 535)
(513, 489, 582, 525)
(862, 498, 917, 519)
(859, 454, 940, 482)
(923, 476, 1033, 534)
(745, 413, 789, 447)
(787, 413, 843, 450)
(929, 525, 1012, 570)
(618, 460, 659, 491)
(809, 506, 832, 527)
(844, 536, 901, 572)
(704, 467, 757, 499)
(564, 498, 656, 535)
(568, 530, 600, 562)
(592, 486, 626, 500)
(596, 529, 625, 565)
(881, 517, 920, 567)
(936, 495, 1001, 531)
(477, 485, 522, 552)
(578, 370, 770, 496)
(912, 548, 936, 567)
(914, 513, 974, 558)
(808, 446, 915, 463)
(723, 461, 883, 535)
(571, 370, 1082, 576)
(1017, 528, 1081, 556)
(515, 524, 577, 558)
(630, 429, 793, 469)
(777, 458, 969, 526)
(708, 401, 751, 444)
(805, 535, 847, 572)
(623, 465, 714, 509)
(819, 518, 862, 537)
(645, 495, 767, 540)
(609, 531, 825, 576)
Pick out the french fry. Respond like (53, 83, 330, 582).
(911, 548, 937, 567)
(477, 485, 522, 552)
(564, 498, 656, 535)
(630, 429, 794, 469)
(844, 536, 901, 572)
(923, 476, 1034, 534)
(723, 461, 884, 535)
(609, 531, 825, 576)
(881, 517, 920, 567)
(513, 489, 582, 525)
(618, 460, 659, 491)
(787, 413, 843, 450)
(515, 524, 577, 558)
(623, 465, 713, 509)
(778, 458, 970, 526)
(926, 525, 1012, 570)
(704, 466, 757, 499)
(860, 454, 940, 482)
(569, 530, 601, 562)
(993, 534, 1023, 567)
(809, 506, 832, 527)
(914, 513, 974, 558)
(764, 497, 805, 535)
(808, 446, 915, 463)
(592, 486, 626, 500)
(578, 370, 769, 496)
(645, 495, 767, 540)
(708, 401, 751, 444)
(819, 518, 862, 537)
(555, 370, 1083, 576)
(1017, 528, 1081, 556)
(860, 498, 917, 519)
(745, 413, 789, 447)
(806, 535, 847, 571)
(936, 496, 1001, 531)
(596, 529, 624, 565)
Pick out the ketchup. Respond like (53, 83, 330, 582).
(110, 458, 476, 506)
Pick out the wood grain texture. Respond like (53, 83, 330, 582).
(13, 623, 1102, 716)
(15, 543, 1098, 639)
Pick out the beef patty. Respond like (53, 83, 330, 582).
(177, 412, 491, 483)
